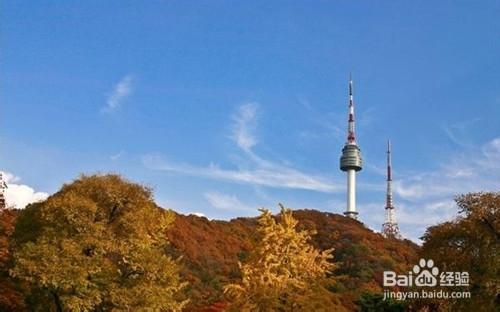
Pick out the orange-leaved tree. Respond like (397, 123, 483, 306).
(420, 192, 499, 311)
(0, 206, 24, 310)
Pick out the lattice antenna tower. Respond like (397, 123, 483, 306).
(382, 140, 401, 238)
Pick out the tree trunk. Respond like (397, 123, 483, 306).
(52, 291, 63, 312)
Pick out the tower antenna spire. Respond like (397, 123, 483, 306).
(382, 140, 401, 238)
(347, 74, 356, 144)
(340, 74, 363, 219)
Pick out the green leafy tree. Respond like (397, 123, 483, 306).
(419, 192, 499, 311)
(224, 204, 343, 311)
(11, 174, 187, 311)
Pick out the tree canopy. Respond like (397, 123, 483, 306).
(419, 192, 499, 311)
(10, 174, 187, 311)
(0, 207, 24, 310)
(224, 204, 343, 311)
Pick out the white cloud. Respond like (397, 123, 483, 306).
(394, 200, 457, 242)
(397, 201, 456, 227)
(204, 191, 255, 212)
(231, 103, 258, 151)
(308, 112, 345, 143)
(359, 107, 376, 129)
(142, 103, 343, 193)
(394, 137, 500, 202)
(190, 212, 207, 218)
(393, 181, 428, 199)
(141, 99, 499, 244)
(110, 150, 125, 161)
(379, 136, 500, 242)
(142, 153, 340, 193)
(479, 137, 500, 167)
(360, 198, 458, 243)
(2, 172, 20, 184)
(103, 75, 134, 113)
(442, 118, 480, 147)
(1, 171, 49, 209)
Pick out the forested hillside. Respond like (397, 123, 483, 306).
(1, 175, 496, 311)
(167, 209, 418, 311)
(0, 174, 445, 311)
(0, 202, 418, 311)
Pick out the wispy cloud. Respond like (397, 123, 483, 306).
(297, 96, 313, 111)
(442, 118, 480, 147)
(142, 103, 343, 193)
(141, 102, 500, 244)
(299, 111, 345, 144)
(378, 136, 500, 242)
(359, 107, 376, 129)
(360, 198, 458, 243)
(142, 153, 339, 192)
(110, 150, 125, 161)
(2, 171, 49, 208)
(231, 103, 258, 151)
(296, 95, 376, 145)
(394, 136, 500, 201)
(103, 75, 134, 113)
(355, 136, 500, 242)
(204, 191, 255, 212)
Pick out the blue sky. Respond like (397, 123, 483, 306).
(1, 1, 499, 241)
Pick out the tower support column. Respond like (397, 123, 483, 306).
(345, 169, 357, 218)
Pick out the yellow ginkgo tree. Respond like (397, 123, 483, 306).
(224, 204, 343, 311)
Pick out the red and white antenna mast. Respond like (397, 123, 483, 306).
(347, 73, 356, 144)
(340, 74, 363, 219)
(382, 140, 400, 238)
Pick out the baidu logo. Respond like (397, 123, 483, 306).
(382, 258, 471, 301)
(413, 258, 439, 287)
(383, 258, 469, 288)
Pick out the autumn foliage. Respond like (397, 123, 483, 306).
(11, 174, 499, 311)
(0, 208, 24, 310)
(224, 205, 337, 311)
(166, 208, 418, 311)
(8, 174, 187, 311)
(419, 192, 499, 311)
